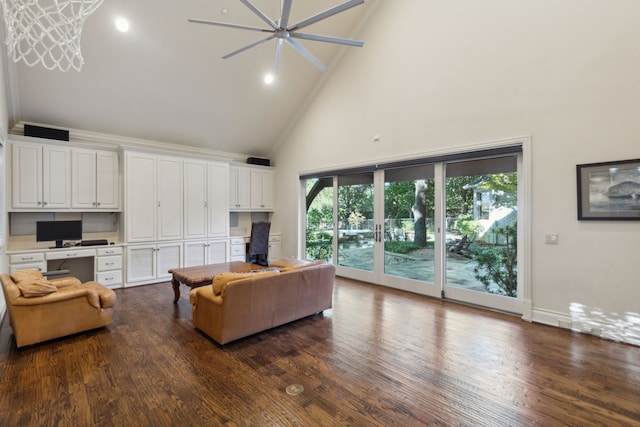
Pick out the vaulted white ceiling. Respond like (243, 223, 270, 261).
(7, 0, 378, 157)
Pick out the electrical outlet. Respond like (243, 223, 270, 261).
(545, 233, 559, 244)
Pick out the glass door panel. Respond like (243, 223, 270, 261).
(444, 155, 520, 312)
(305, 177, 334, 263)
(337, 173, 375, 272)
(383, 165, 435, 282)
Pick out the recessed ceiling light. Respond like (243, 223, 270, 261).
(264, 73, 275, 85)
(115, 17, 130, 33)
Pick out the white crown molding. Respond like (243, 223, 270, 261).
(10, 121, 243, 162)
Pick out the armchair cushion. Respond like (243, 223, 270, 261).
(10, 269, 57, 297)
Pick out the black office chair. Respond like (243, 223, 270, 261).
(247, 221, 271, 266)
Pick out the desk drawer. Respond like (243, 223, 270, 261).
(230, 244, 246, 256)
(10, 253, 44, 264)
(47, 249, 95, 260)
(97, 256, 122, 271)
(97, 247, 122, 256)
(97, 270, 122, 287)
(10, 262, 46, 273)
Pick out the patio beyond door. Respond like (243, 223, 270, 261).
(302, 147, 524, 315)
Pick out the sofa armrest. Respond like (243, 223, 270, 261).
(11, 287, 101, 309)
(190, 286, 223, 306)
(50, 277, 82, 288)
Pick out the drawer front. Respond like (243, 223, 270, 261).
(10, 262, 46, 273)
(97, 270, 122, 287)
(230, 244, 245, 256)
(10, 253, 45, 264)
(97, 247, 123, 256)
(269, 235, 281, 243)
(230, 238, 246, 245)
(97, 256, 123, 271)
(230, 254, 246, 262)
(46, 249, 95, 260)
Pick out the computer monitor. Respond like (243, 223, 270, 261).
(36, 220, 83, 248)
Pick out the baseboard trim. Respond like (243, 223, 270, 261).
(532, 307, 640, 347)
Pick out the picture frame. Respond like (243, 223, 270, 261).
(577, 158, 640, 220)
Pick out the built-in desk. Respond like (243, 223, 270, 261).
(229, 234, 281, 262)
(7, 245, 124, 288)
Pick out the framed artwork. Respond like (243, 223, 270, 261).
(577, 158, 640, 220)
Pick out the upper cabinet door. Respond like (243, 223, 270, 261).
(184, 159, 208, 239)
(12, 143, 44, 209)
(229, 166, 250, 210)
(156, 156, 183, 241)
(72, 148, 98, 209)
(95, 150, 120, 210)
(250, 168, 274, 211)
(41, 145, 71, 209)
(207, 162, 229, 237)
(126, 152, 157, 242)
(12, 142, 70, 210)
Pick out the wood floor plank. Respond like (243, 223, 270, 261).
(1, 277, 640, 426)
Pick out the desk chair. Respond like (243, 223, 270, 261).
(247, 221, 271, 266)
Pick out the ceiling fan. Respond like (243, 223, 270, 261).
(188, 0, 365, 73)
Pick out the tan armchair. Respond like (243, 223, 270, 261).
(0, 270, 116, 348)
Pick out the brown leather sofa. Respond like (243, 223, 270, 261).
(190, 260, 335, 344)
(0, 270, 116, 348)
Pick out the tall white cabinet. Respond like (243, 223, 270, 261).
(124, 150, 232, 285)
(183, 159, 229, 239)
(125, 151, 183, 243)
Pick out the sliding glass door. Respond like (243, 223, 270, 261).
(442, 155, 521, 313)
(302, 146, 525, 315)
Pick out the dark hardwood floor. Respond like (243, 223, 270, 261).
(1, 277, 639, 426)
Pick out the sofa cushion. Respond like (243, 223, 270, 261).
(212, 270, 280, 296)
(11, 270, 57, 298)
(270, 259, 325, 272)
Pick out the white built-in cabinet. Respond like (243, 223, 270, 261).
(183, 159, 229, 239)
(250, 168, 274, 210)
(125, 151, 183, 243)
(157, 156, 184, 241)
(71, 148, 120, 210)
(125, 242, 182, 285)
(12, 142, 71, 209)
(183, 239, 229, 268)
(229, 166, 251, 210)
(229, 165, 274, 212)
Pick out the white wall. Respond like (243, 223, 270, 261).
(271, 0, 640, 345)
(0, 29, 9, 320)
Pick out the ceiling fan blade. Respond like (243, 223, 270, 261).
(290, 32, 364, 47)
(273, 39, 284, 74)
(188, 18, 270, 33)
(240, 0, 279, 30)
(223, 34, 277, 59)
(285, 38, 327, 71)
(279, 0, 293, 29)
(288, 0, 364, 32)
